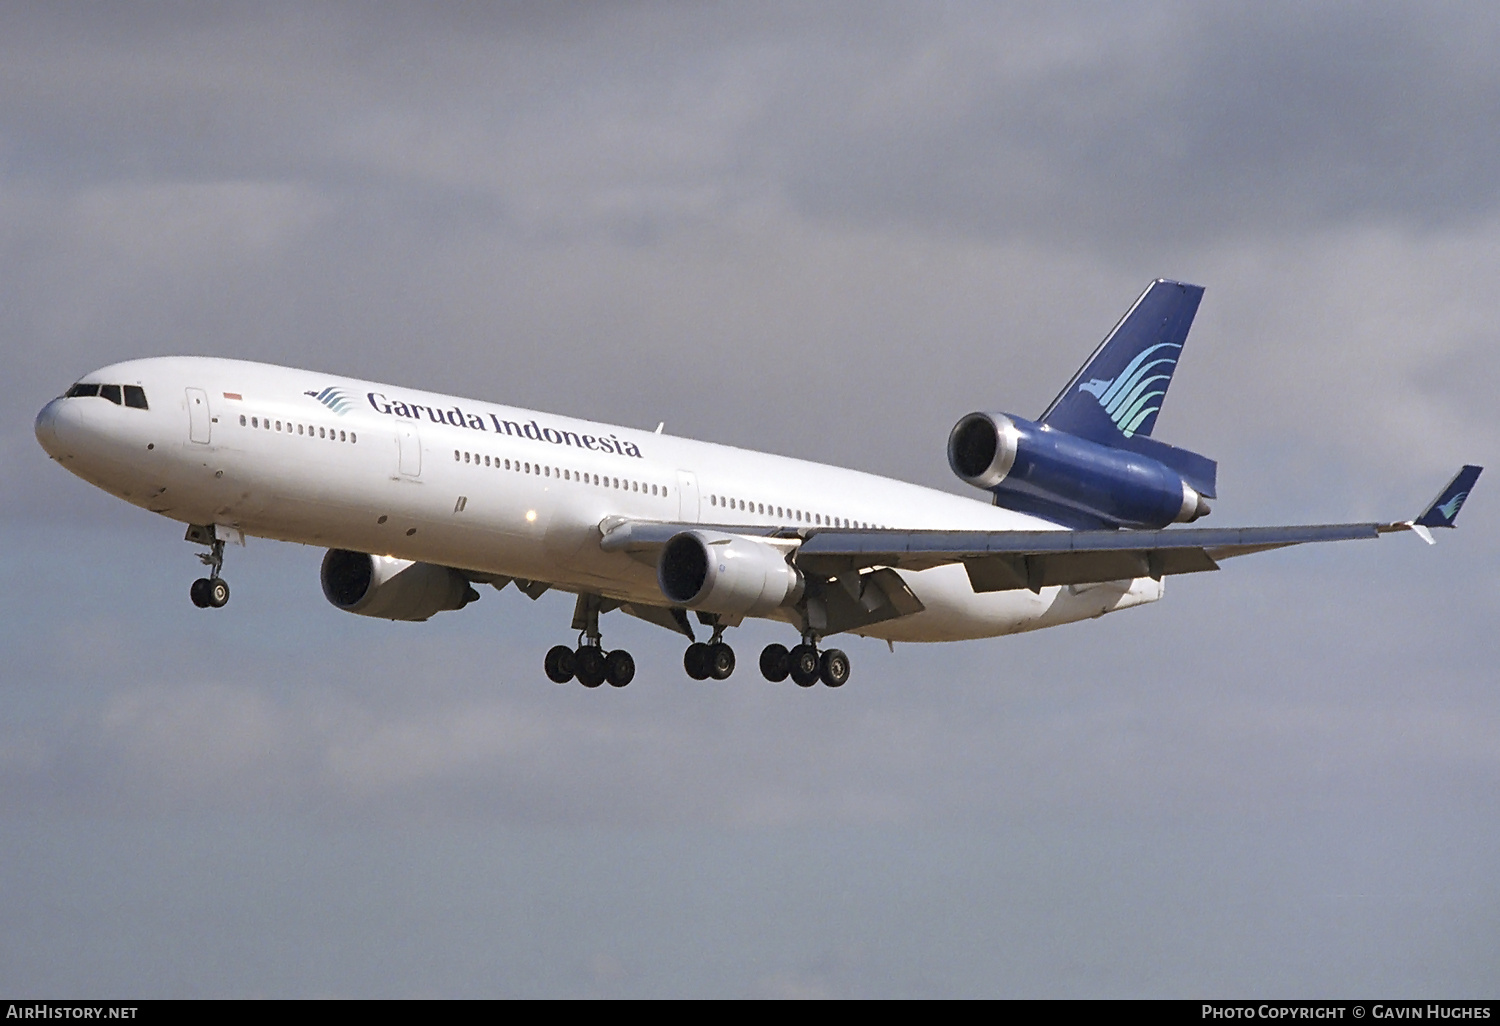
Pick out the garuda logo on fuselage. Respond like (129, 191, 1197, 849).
(1075, 342, 1182, 438)
(305, 387, 357, 416)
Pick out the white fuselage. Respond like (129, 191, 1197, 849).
(35, 356, 1162, 641)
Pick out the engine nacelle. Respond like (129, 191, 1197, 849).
(658, 530, 805, 617)
(321, 549, 479, 621)
(948, 411, 1210, 529)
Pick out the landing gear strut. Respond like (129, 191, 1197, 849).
(187, 526, 231, 609)
(544, 594, 634, 688)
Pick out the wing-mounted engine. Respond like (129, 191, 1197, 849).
(321, 549, 480, 621)
(658, 530, 805, 617)
(947, 411, 1211, 529)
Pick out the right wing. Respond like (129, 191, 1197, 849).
(601, 466, 1482, 596)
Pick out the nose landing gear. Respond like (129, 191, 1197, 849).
(189, 576, 230, 609)
(186, 525, 232, 609)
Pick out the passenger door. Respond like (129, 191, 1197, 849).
(186, 388, 211, 444)
(676, 470, 700, 523)
(397, 424, 421, 477)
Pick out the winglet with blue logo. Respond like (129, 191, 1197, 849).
(1401, 464, 1483, 544)
(1040, 279, 1206, 445)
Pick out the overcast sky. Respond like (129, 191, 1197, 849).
(2, 3, 1497, 997)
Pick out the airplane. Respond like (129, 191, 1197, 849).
(33, 279, 1481, 689)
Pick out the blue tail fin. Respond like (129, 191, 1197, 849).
(1414, 465, 1483, 528)
(1040, 279, 1205, 444)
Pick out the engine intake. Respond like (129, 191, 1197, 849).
(658, 530, 805, 617)
(948, 411, 1210, 529)
(321, 549, 479, 621)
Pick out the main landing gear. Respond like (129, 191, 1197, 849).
(186, 526, 230, 609)
(684, 621, 736, 681)
(544, 594, 635, 688)
(758, 636, 850, 688)
(537, 597, 852, 689)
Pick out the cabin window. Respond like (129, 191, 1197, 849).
(252, 417, 259, 428)
(240, 415, 247, 426)
(123, 386, 148, 409)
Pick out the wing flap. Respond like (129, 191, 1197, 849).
(964, 546, 1222, 593)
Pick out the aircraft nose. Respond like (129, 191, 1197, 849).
(34, 396, 90, 459)
(34, 398, 64, 456)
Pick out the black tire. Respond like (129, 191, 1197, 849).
(606, 650, 635, 688)
(575, 646, 607, 688)
(544, 644, 576, 684)
(207, 578, 230, 608)
(684, 642, 711, 680)
(708, 642, 736, 680)
(819, 648, 850, 688)
(789, 644, 820, 688)
(759, 643, 790, 682)
(189, 578, 211, 608)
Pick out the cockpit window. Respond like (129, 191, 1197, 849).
(64, 382, 149, 409)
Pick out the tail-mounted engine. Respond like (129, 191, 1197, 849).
(658, 530, 805, 618)
(321, 549, 480, 621)
(948, 411, 1211, 529)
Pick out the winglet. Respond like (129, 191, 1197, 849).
(1413, 465, 1483, 530)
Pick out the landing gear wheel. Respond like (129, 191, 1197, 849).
(818, 648, 850, 688)
(789, 644, 820, 688)
(708, 643, 736, 680)
(206, 578, 230, 608)
(605, 650, 635, 688)
(684, 642, 711, 680)
(759, 644, 790, 682)
(190, 578, 212, 608)
(575, 646, 607, 688)
(544, 645, 576, 684)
